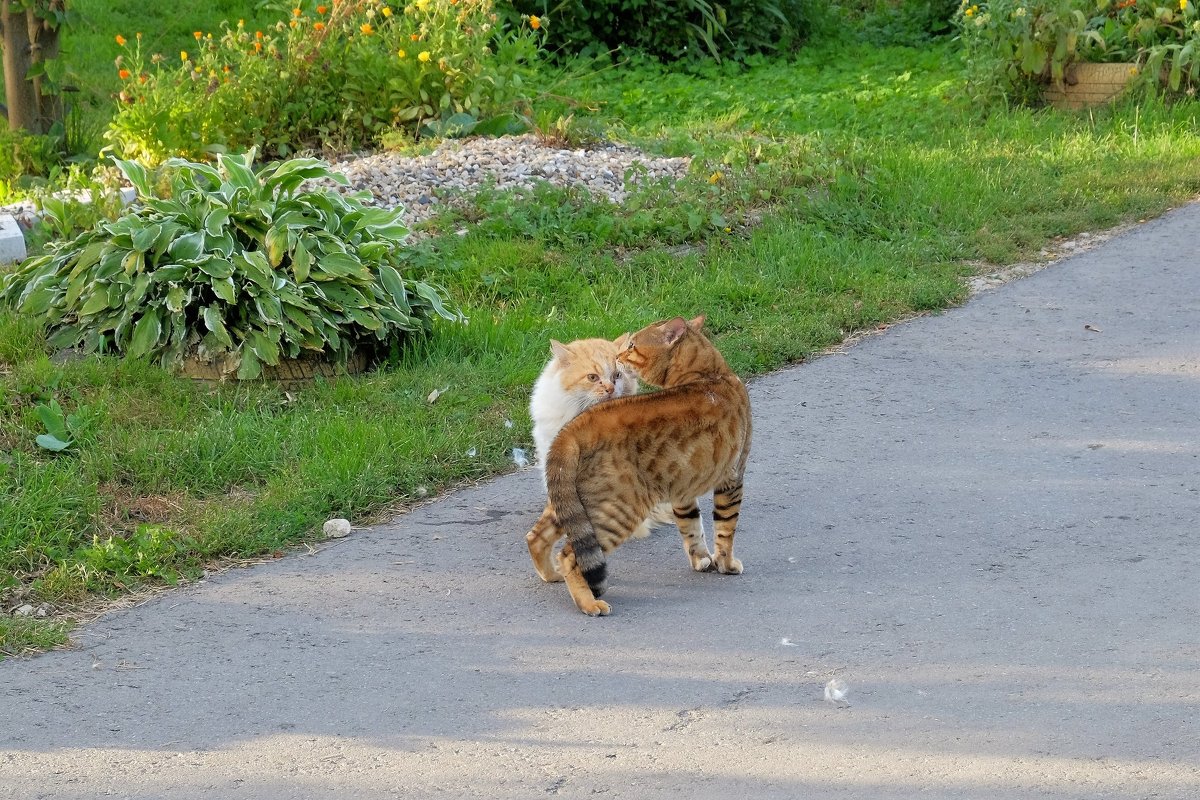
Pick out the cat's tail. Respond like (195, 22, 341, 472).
(545, 435, 607, 597)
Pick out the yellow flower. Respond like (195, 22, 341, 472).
(418, 50, 431, 62)
(361, 22, 374, 34)
(708, 171, 723, 184)
(293, 7, 301, 16)
(181, 50, 189, 61)
(964, 6, 975, 16)
(290, 20, 298, 27)
(382, 6, 393, 16)
(115, 34, 127, 46)
(397, 48, 406, 58)
(529, 14, 541, 29)
(1182, 0, 1189, 10)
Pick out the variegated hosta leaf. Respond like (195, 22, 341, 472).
(0, 152, 460, 375)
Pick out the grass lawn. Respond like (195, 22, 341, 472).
(6, 28, 1200, 657)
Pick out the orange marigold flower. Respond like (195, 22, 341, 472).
(254, 41, 263, 53)
(290, 20, 298, 27)
(314, 21, 326, 30)
(139, 73, 148, 84)
(529, 14, 540, 29)
(118, 68, 131, 79)
(193, 31, 202, 40)
(256, 30, 264, 40)
(115, 34, 127, 46)
(293, 7, 301, 16)
(411, 33, 420, 40)
(360, 22, 374, 34)
(317, 4, 328, 13)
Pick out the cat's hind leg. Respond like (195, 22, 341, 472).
(526, 501, 565, 582)
(712, 482, 744, 574)
(556, 542, 611, 616)
(672, 499, 713, 572)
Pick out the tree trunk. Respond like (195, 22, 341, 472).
(1, 0, 38, 132)
(26, 2, 61, 133)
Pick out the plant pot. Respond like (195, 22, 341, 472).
(179, 350, 369, 384)
(1044, 62, 1138, 110)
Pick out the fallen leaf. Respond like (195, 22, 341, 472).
(427, 386, 447, 404)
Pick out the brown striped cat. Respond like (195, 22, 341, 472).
(545, 315, 751, 616)
(525, 336, 674, 582)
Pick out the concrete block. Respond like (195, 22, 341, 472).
(0, 213, 26, 264)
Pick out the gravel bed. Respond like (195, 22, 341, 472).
(323, 133, 692, 227)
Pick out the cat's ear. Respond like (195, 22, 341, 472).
(549, 339, 572, 364)
(661, 317, 689, 346)
(687, 315, 706, 332)
(613, 332, 631, 350)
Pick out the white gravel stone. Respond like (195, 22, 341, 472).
(323, 518, 353, 539)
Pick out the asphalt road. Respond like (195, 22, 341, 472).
(2, 205, 1198, 799)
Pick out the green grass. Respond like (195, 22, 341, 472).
(7, 37, 1200, 656)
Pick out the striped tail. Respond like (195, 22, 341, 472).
(545, 435, 608, 596)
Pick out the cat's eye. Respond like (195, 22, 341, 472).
(587, 373, 599, 382)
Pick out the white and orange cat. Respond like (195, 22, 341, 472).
(526, 336, 673, 582)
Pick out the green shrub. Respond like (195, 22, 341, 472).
(104, 0, 545, 163)
(0, 152, 460, 379)
(956, 1, 1200, 102)
(955, 1, 1100, 101)
(505, 0, 809, 62)
(0, 129, 62, 201)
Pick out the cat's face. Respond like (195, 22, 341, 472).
(550, 335, 638, 404)
(617, 316, 705, 386)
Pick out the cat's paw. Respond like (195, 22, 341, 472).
(716, 556, 743, 575)
(580, 599, 611, 616)
(691, 554, 713, 572)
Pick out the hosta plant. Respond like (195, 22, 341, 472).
(0, 151, 459, 379)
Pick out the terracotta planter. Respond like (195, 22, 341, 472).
(1044, 62, 1138, 110)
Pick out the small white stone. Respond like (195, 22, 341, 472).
(323, 518, 352, 538)
(13, 604, 34, 617)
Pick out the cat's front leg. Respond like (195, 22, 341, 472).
(526, 502, 565, 582)
(711, 482, 744, 574)
(672, 500, 714, 572)
(556, 542, 611, 616)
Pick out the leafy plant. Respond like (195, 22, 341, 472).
(957, 0, 1200, 101)
(956, 1, 1102, 101)
(33, 398, 83, 453)
(104, 0, 546, 162)
(79, 525, 198, 585)
(0, 151, 461, 378)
